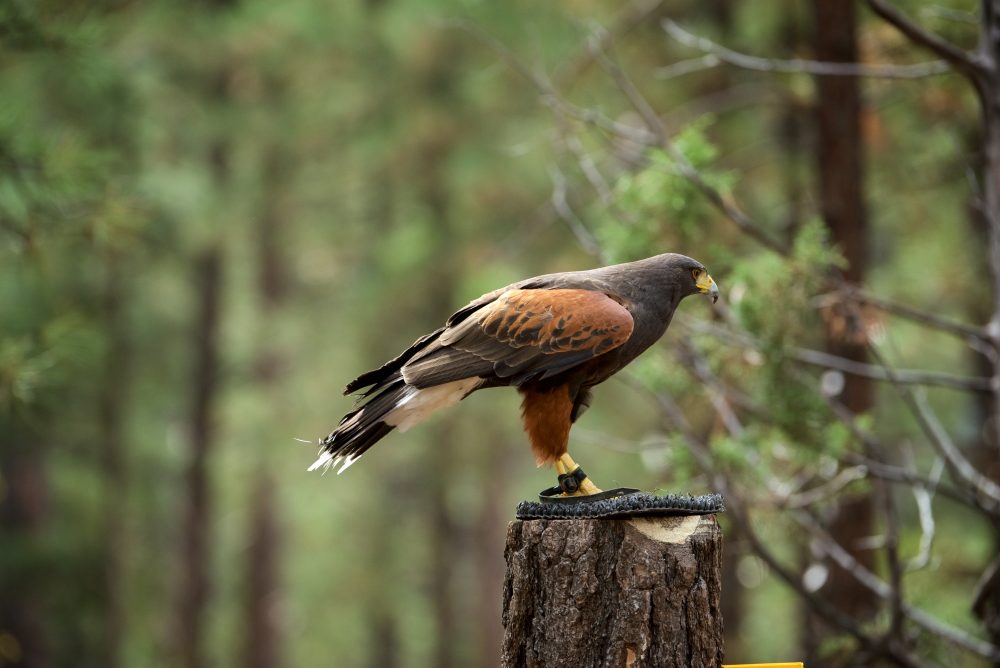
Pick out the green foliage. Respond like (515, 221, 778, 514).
(722, 220, 845, 437)
(595, 118, 734, 262)
(0, 315, 96, 414)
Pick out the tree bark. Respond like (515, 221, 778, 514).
(412, 35, 464, 666)
(807, 2, 877, 661)
(242, 473, 280, 668)
(501, 515, 723, 668)
(975, 3, 1000, 658)
(98, 252, 129, 668)
(0, 441, 50, 668)
(176, 246, 223, 668)
(474, 443, 511, 668)
(241, 113, 291, 668)
(428, 425, 458, 668)
(812, 1, 871, 399)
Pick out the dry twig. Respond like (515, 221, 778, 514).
(663, 18, 950, 79)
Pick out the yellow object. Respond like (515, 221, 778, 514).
(555, 453, 602, 495)
(693, 269, 715, 292)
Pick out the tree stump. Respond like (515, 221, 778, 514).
(501, 514, 723, 668)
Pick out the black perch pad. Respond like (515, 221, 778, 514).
(515, 490, 725, 520)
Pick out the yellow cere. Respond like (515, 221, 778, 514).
(694, 270, 716, 293)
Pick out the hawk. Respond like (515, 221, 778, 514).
(311, 253, 719, 496)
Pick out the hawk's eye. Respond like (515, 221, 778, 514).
(691, 268, 702, 281)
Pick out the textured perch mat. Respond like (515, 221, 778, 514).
(515, 490, 725, 520)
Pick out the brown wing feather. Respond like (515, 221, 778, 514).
(478, 289, 633, 354)
(402, 288, 634, 387)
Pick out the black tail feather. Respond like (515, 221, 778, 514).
(317, 376, 407, 468)
(344, 328, 444, 395)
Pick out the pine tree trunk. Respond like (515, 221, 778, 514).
(0, 442, 50, 668)
(242, 473, 280, 668)
(98, 253, 129, 668)
(807, 2, 876, 661)
(176, 245, 223, 668)
(976, 4, 1000, 656)
(501, 515, 723, 668)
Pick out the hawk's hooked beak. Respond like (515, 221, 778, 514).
(697, 273, 719, 304)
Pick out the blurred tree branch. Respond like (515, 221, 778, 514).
(834, 288, 990, 345)
(555, 0, 665, 90)
(864, 0, 985, 77)
(681, 316, 993, 392)
(662, 18, 951, 79)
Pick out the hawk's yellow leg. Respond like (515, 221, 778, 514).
(555, 453, 603, 496)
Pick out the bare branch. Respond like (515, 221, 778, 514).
(547, 165, 605, 260)
(780, 466, 869, 509)
(560, 129, 616, 206)
(924, 6, 980, 25)
(794, 510, 1000, 660)
(550, 99, 657, 144)
(865, 0, 985, 78)
(868, 344, 1000, 507)
(679, 316, 993, 392)
(973, 553, 1000, 622)
(583, 23, 790, 255)
(875, 458, 906, 641)
(653, 54, 723, 80)
(825, 370, 997, 517)
(663, 18, 951, 79)
(907, 453, 941, 571)
(626, 381, 874, 639)
(587, 23, 666, 144)
(844, 288, 988, 344)
(621, 378, 933, 665)
(850, 452, 983, 513)
(622, 363, 957, 665)
(555, 0, 665, 90)
(674, 341, 745, 438)
(794, 347, 992, 392)
(438, 19, 557, 96)
(450, 18, 791, 256)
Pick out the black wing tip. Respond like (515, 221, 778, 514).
(344, 371, 378, 395)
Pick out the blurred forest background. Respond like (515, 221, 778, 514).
(4, 0, 1000, 666)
